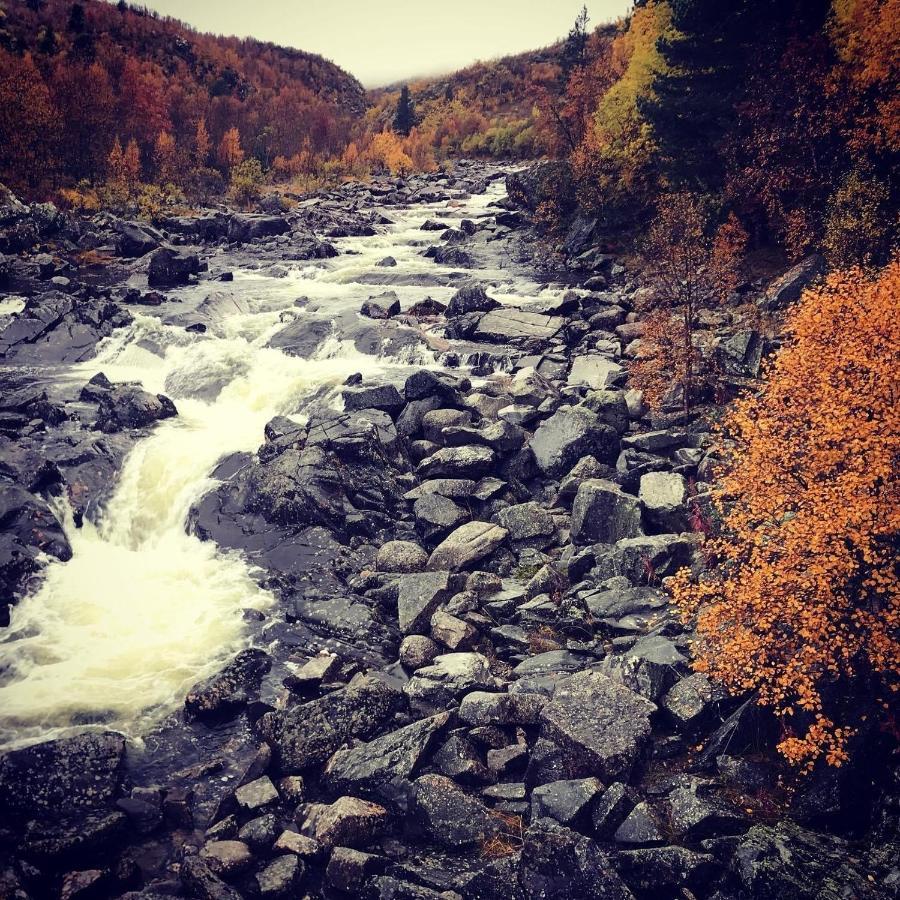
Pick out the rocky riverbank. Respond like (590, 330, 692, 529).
(0, 163, 896, 900)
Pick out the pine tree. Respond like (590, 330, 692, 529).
(393, 85, 415, 137)
(560, 5, 590, 75)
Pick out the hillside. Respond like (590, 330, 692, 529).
(0, 0, 366, 196)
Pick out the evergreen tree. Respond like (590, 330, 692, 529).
(560, 5, 590, 75)
(393, 85, 415, 136)
(67, 2, 85, 33)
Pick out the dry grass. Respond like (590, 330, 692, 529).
(481, 812, 524, 858)
(527, 625, 565, 655)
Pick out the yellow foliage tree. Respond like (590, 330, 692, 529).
(153, 130, 177, 184)
(367, 130, 414, 176)
(671, 260, 900, 772)
(217, 126, 244, 171)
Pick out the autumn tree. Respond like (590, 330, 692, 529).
(671, 260, 900, 772)
(0, 50, 59, 194)
(217, 125, 244, 170)
(154, 130, 177, 184)
(194, 118, 211, 167)
(630, 194, 745, 416)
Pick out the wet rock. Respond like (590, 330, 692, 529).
(0, 731, 125, 819)
(234, 776, 279, 812)
(199, 840, 253, 878)
(432, 245, 472, 266)
(238, 813, 278, 851)
(256, 854, 304, 898)
(95, 384, 177, 433)
(534, 672, 655, 783)
(473, 308, 564, 349)
(404, 652, 502, 710)
(638, 472, 688, 533)
(518, 818, 633, 900)
(260, 674, 403, 771)
(531, 778, 603, 829)
(273, 830, 321, 858)
(571, 479, 642, 545)
(398, 570, 460, 635)
(361, 291, 401, 319)
(377, 256, 397, 267)
(426, 521, 508, 572)
(307, 796, 389, 849)
(446, 282, 500, 317)
(591, 782, 638, 838)
(421, 219, 448, 231)
(399, 635, 442, 669)
(531, 407, 620, 476)
(324, 712, 451, 802)
(184, 648, 271, 721)
(180, 855, 243, 900)
(0, 484, 71, 618)
(377, 540, 429, 573)
(404, 369, 468, 403)
(417, 445, 496, 479)
(433, 732, 492, 785)
(342, 383, 404, 415)
(410, 774, 499, 848)
(147, 246, 201, 286)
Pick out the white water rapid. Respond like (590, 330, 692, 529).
(0, 179, 568, 751)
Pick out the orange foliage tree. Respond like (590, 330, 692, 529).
(671, 260, 900, 772)
(217, 126, 244, 171)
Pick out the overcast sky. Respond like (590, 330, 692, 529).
(134, 1, 633, 87)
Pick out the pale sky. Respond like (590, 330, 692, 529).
(134, 1, 633, 87)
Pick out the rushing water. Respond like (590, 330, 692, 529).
(0, 178, 567, 751)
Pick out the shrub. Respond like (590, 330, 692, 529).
(671, 260, 900, 772)
(228, 158, 265, 208)
(822, 166, 894, 267)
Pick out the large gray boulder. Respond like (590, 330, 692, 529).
(426, 521, 508, 571)
(397, 570, 460, 635)
(258, 674, 403, 771)
(410, 774, 499, 848)
(535, 671, 656, 783)
(531, 407, 620, 476)
(571, 479, 643, 544)
(473, 308, 564, 348)
(759, 255, 825, 311)
(147, 246, 201, 286)
(638, 471, 688, 533)
(0, 732, 125, 819)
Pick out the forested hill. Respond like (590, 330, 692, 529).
(0, 0, 366, 194)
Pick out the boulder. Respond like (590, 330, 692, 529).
(410, 774, 499, 848)
(426, 521, 508, 571)
(459, 691, 547, 727)
(115, 220, 162, 257)
(494, 501, 555, 548)
(361, 291, 401, 319)
(259, 674, 403, 771)
(417, 445, 495, 479)
(414, 493, 468, 540)
(180, 856, 243, 900)
(307, 796, 389, 849)
(760, 255, 825, 311)
(147, 246, 201, 286)
(404, 652, 502, 710)
(568, 357, 625, 390)
(0, 732, 125, 819)
(530, 778, 603, 829)
(257, 854, 304, 898)
(324, 712, 451, 801)
(184, 648, 271, 721)
(571, 479, 643, 544)
(446, 283, 500, 317)
(377, 540, 428, 573)
(518, 818, 633, 900)
(397, 571, 459, 635)
(534, 672, 655, 783)
(531, 407, 620, 476)
(638, 471, 688, 533)
(342, 383, 404, 415)
(199, 840, 253, 877)
(95, 384, 177, 433)
(473, 308, 564, 348)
